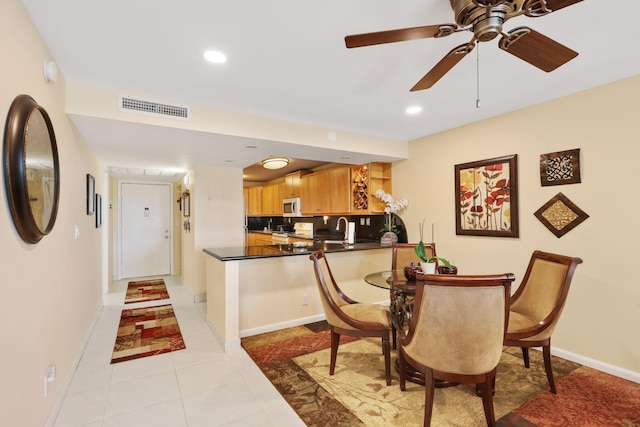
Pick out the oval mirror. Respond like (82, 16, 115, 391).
(3, 94, 60, 244)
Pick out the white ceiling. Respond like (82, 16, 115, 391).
(20, 0, 640, 181)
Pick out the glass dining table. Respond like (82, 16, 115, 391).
(364, 270, 419, 334)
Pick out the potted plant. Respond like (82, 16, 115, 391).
(414, 219, 453, 274)
(373, 189, 409, 246)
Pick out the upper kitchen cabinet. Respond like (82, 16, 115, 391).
(246, 186, 263, 216)
(300, 165, 352, 215)
(262, 182, 284, 215)
(300, 170, 330, 215)
(352, 163, 392, 214)
(329, 166, 351, 214)
(283, 170, 311, 199)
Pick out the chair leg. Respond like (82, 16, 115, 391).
(423, 368, 436, 427)
(543, 344, 556, 394)
(478, 372, 497, 427)
(399, 346, 406, 391)
(382, 336, 391, 386)
(521, 347, 530, 368)
(330, 330, 340, 376)
(392, 324, 397, 349)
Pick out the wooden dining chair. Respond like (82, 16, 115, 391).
(504, 250, 583, 394)
(309, 249, 392, 385)
(390, 242, 436, 348)
(399, 273, 516, 427)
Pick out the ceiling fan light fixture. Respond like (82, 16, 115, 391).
(261, 157, 289, 170)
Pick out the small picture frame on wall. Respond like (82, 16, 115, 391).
(183, 194, 190, 218)
(95, 194, 102, 228)
(455, 154, 519, 238)
(86, 174, 95, 215)
(540, 148, 581, 186)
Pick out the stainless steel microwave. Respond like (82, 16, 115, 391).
(283, 197, 302, 217)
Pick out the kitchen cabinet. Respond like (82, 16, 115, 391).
(248, 232, 273, 246)
(247, 232, 256, 246)
(246, 186, 263, 216)
(329, 166, 351, 214)
(283, 170, 310, 198)
(262, 182, 284, 215)
(301, 170, 330, 215)
(352, 162, 392, 214)
(301, 166, 351, 215)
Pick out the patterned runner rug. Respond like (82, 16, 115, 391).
(124, 278, 169, 304)
(111, 304, 186, 364)
(243, 321, 640, 426)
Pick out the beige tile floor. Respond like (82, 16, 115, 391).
(52, 276, 305, 427)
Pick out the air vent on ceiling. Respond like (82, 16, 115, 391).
(118, 94, 191, 120)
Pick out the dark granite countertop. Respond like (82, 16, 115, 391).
(204, 241, 387, 261)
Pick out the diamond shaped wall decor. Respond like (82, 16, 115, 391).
(534, 192, 589, 238)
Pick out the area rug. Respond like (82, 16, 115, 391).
(111, 304, 185, 364)
(243, 321, 639, 426)
(124, 278, 169, 304)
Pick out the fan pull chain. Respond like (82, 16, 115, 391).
(476, 43, 481, 108)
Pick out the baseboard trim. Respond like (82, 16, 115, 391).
(45, 305, 103, 427)
(205, 316, 241, 352)
(550, 346, 640, 384)
(240, 314, 327, 338)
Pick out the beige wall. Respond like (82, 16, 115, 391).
(393, 75, 640, 377)
(181, 166, 244, 297)
(0, 0, 103, 425)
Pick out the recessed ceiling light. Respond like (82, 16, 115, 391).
(406, 106, 423, 115)
(203, 50, 227, 64)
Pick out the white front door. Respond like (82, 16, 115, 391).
(120, 182, 172, 279)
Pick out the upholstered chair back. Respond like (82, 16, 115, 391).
(510, 258, 569, 340)
(403, 278, 511, 375)
(392, 242, 435, 270)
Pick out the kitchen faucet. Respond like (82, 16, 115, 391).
(267, 218, 272, 230)
(336, 217, 348, 241)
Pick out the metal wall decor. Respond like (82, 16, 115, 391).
(540, 148, 581, 186)
(455, 154, 519, 238)
(3, 94, 60, 244)
(534, 192, 589, 238)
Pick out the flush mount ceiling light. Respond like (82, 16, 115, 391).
(261, 157, 289, 170)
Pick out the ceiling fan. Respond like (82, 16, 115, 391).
(345, 0, 582, 91)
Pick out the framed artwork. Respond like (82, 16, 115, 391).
(455, 154, 519, 238)
(540, 148, 581, 186)
(86, 174, 95, 215)
(534, 192, 589, 238)
(95, 194, 102, 228)
(183, 194, 190, 218)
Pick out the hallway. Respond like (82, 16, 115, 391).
(52, 276, 305, 427)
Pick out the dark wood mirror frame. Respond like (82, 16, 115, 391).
(3, 94, 60, 244)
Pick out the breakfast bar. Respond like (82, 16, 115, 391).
(203, 241, 392, 351)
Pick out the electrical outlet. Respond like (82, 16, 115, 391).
(366, 218, 371, 226)
(302, 294, 309, 306)
(360, 218, 365, 225)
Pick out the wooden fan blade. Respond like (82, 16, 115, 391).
(524, 0, 583, 16)
(541, 0, 583, 12)
(345, 24, 457, 48)
(499, 27, 577, 72)
(411, 43, 475, 91)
